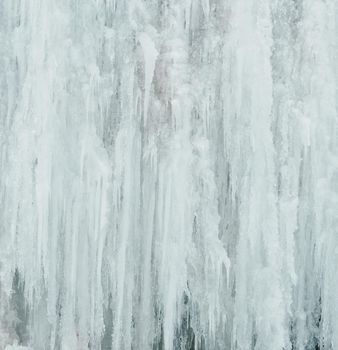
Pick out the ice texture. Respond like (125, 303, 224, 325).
(0, 0, 337, 349)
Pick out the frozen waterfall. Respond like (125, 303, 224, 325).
(1, 0, 338, 349)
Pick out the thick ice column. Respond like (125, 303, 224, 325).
(0, 1, 112, 348)
(270, 1, 302, 348)
(223, 1, 289, 349)
(297, 1, 338, 349)
(149, 5, 194, 350)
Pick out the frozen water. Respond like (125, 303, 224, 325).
(0, 0, 337, 349)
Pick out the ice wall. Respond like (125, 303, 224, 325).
(0, 0, 338, 349)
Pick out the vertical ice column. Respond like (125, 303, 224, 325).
(297, 1, 338, 349)
(184, 1, 232, 348)
(0, 0, 112, 348)
(135, 1, 231, 348)
(270, 0, 300, 348)
(108, 2, 142, 349)
(226, 1, 289, 349)
(152, 5, 194, 349)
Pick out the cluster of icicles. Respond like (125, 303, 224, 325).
(0, 0, 338, 349)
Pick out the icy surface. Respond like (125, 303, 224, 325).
(0, 0, 338, 349)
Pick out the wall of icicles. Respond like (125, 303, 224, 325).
(1, 0, 338, 349)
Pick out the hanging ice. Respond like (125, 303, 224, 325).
(0, 0, 338, 349)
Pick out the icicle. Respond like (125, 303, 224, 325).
(138, 32, 158, 126)
(1, 0, 338, 349)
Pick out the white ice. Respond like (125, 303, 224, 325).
(0, 0, 338, 350)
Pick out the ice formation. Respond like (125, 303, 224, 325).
(0, 0, 337, 349)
